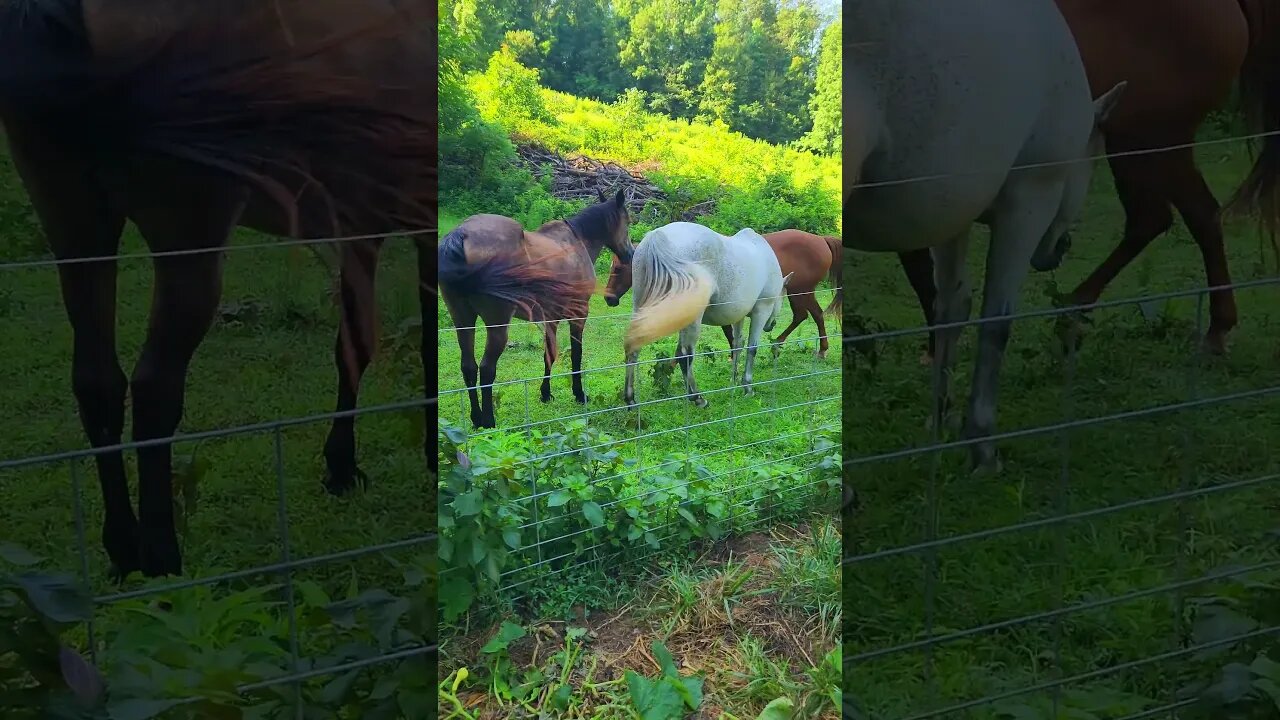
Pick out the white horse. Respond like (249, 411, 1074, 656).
(846, 0, 1127, 470)
(622, 222, 793, 408)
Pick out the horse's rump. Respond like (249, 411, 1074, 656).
(438, 227, 594, 323)
(625, 228, 715, 354)
(2, 0, 435, 240)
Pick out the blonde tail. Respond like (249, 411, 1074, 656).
(624, 238, 714, 355)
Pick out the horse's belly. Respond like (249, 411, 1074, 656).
(702, 300, 753, 327)
(845, 183, 996, 252)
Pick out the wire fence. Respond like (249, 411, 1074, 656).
(0, 231, 435, 711)
(436, 282, 844, 623)
(842, 126, 1280, 719)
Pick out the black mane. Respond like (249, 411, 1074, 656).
(566, 196, 622, 243)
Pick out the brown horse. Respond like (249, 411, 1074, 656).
(439, 189, 634, 429)
(892, 0, 1280, 360)
(0, 0, 435, 580)
(603, 229, 842, 356)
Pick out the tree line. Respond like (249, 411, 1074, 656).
(440, 0, 842, 154)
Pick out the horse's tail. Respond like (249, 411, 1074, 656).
(438, 228, 594, 322)
(822, 235, 843, 318)
(624, 230, 714, 355)
(1225, 0, 1280, 264)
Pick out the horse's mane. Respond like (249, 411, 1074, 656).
(564, 199, 623, 243)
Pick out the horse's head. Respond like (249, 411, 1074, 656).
(596, 187, 634, 264)
(603, 253, 633, 307)
(1033, 81, 1128, 272)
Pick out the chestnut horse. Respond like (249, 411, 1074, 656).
(894, 0, 1280, 360)
(439, 190, 634, 429)
(0, 0, 435, 580)
(604, 229, 843, 357)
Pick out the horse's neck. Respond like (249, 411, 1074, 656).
(559, 217, 606, 261)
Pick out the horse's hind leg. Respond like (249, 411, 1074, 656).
(540, 320, 560, 402)
(929, 230, 973, 432)
(676, 323, 707, 407)
(742, 305, 773, 395)
(568, 316, 588, 404)
(898, 249, 937, 363)
(418, 238, 435, 475)
(475, 302, 512, 428)
(965, 182, 1067, 471)
(324, 239, 383, 495)
(5, 120, 137, 578)
(1166, 151, 1236, 353)
(127, 179, 247, 578)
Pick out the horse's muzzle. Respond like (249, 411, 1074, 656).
(604, 295, 619, 307)
(617, 248, 633, 262)
(1031, 233, 1071, 272)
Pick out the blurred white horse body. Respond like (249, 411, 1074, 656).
(845, 0, 1127, 469)
(622, 221, 791, 407)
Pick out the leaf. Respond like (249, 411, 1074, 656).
(108, 699, 185, 720)
(319, 669, 361, 705)
(0, 543, 42, 566)
(452, 489, 483, 517)
(582, 501, 605, 528)
(1254, 678, 1280, 711)
(1251, 654, 1280, 683)
(11, 571, 91, 623)
(547, 489, 573, 507)
(677, 508, 699, 526)
(756, 697, 795, 720)
(502, 529, 522, 551)
(1202, 662, 1255, 706)
(59, 646, 103, 705)
(439, 576, 475, 622)
(551, 683, 572, 710)
(482, 621, 526, 653)
(626, 669, 685, 720)
(1192, 604, 1258, 659)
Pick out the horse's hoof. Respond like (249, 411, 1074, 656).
(138, 541, 182, 579)
(968, 441, 1002, 476)
(693, 396, 709, 408)
(540, 393, 553, 403)
(574, 394, 588, 405)
(469, 413, 484, 429)
(324, 464, 369, 496)
(742, 386, 755, 397)
(1203, 332, 1229, 356)
(108, 562, 137, 585)
(919, 351, 933, 367)
(817, 350, 828, 360)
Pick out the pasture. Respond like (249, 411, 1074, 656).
(435, 202, 844, 717)
(0, 137, 432, 713)
(846, 142, 1280, 717)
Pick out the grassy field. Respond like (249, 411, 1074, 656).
(846, 143, 1280, 717)
(0, 141, 429, 628)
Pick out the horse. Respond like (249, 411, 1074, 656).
(604, 229, 842, 357)
(0, 0, 434, 580)
(621, 222, 792, 408)
(439, 189, 634, 430)
(846, 0, 1127, 470)
(895, 0, 1280, 361)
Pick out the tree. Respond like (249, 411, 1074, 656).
(615, 0, 716, 120)
(800, 18, 840, 155)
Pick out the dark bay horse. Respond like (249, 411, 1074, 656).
(604, 228, 843, 357)
(439, 189, 634, 429)
(0, 0, 435, 580)
(894, 0, 1280, 360)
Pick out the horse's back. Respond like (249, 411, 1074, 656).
(1057, 0, 1247, 132)
(452, 214, 528, 264)
(763, 230, 831, 287)
(847, 0, 1093, 249)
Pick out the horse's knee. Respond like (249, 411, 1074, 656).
(72, 360, 128, 438)
(460, 359, 478, 383)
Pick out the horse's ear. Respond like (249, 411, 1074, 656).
(1093, 81, 1127, 127)
(615, 188, 626, 208)
(781, 271, 795, 287)
(597, 188, 608, 203)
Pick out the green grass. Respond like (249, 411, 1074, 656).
(0, 143, 429, 611)
(846, 143, 1280, 717)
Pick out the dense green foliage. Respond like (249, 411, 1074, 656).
(440, 0, 841, 147)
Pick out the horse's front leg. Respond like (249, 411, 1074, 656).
(568, 316, 588, 404)
(540, 320, 560, 402)
(677, 323, 707, 407)
(742, 308, 770, 396)
(417, 237, 435, 475)
(623, 350, 640, 407)
(324, 239, 383, 495)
